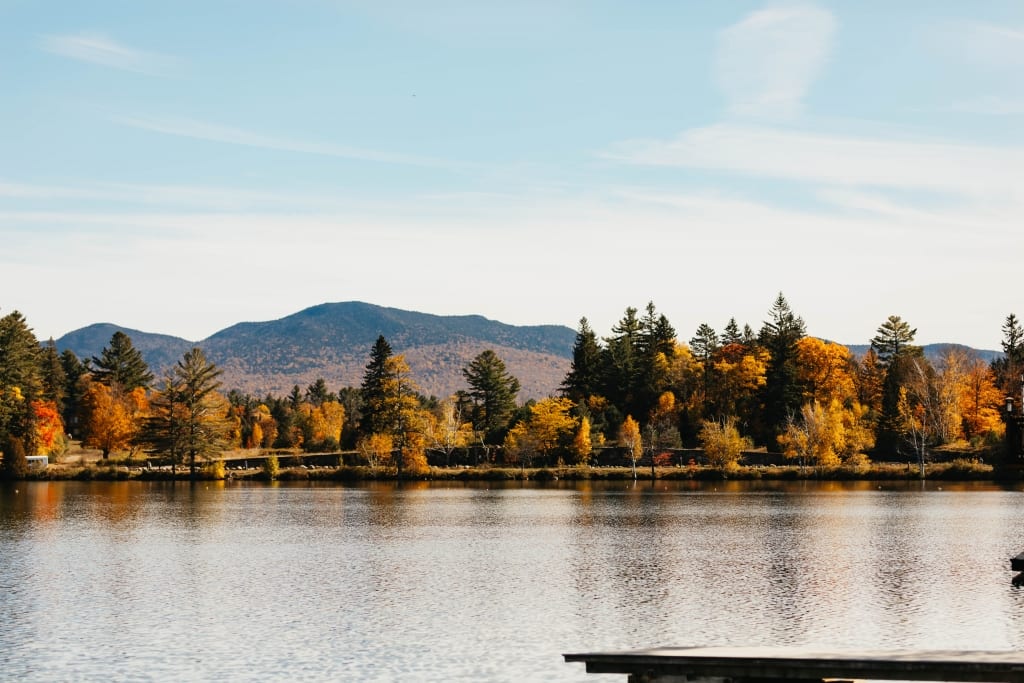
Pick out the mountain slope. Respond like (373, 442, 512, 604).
(57, 302, 576, 400)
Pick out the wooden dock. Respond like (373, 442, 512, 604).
(563, 646, 1024, 682)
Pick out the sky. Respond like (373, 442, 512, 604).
(2, 1, 1023, 350)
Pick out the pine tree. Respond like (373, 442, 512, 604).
(91, 331, 154, 391)
(0, 311, 42, 454)
(870, 316, 924, 456)
(870, 315, 920, 366)
(149, 348, 227, 480)
(561, 318, 603, 402)
(758, 293, 807, 445)
(59, 349, 88, 438)
(992, 313, 1024, 398)
(360, 335, 394, 436)
(722, 318, 743, 346)
(463, 349, 521, 443)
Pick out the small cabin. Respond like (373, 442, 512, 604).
(26, 455, 48, 470)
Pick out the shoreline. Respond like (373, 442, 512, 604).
(12, 459, 1002, 483)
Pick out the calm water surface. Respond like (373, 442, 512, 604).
(2, 480, 1024, 682)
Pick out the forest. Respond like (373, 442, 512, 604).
(0, 293, 1019, 480)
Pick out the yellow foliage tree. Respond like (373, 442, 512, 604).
(959, 356, 1004, 440)
(82, 382, 136, 459)
(709, 344, 768, 419)
(528, 397, 578, 465)
(780, 399, 875, 469)
(358, 432, 394, 467)
(795, 337, 856, 405)
(571, 415, 592, 466)
(618, 415, 642, 479)
(699, 416, 749, 471)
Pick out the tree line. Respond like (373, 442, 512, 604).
(0, 294, 1016, 479)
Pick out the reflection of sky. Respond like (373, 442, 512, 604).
(3, 481, 1024, 682)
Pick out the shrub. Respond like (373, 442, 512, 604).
(203, 460, 226, 480)
(261, 455, 279, 481)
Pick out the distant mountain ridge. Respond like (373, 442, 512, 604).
(845, 343, 1001, 364)
(57, 302, 577, 400)
(56, 304, 1002, 402)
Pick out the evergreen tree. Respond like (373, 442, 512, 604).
(992, 313, 1024, 399)
(360, 335, 394, 436)
(39, 339, 67, 410)
(691, 323, 719, 414)
(59, 349, 88, 438)
(722, 318, 743, 346)
(870, 316, 924, 455)
(91, 331, 153, 390)
(758, 293, 806, 445)
(305, 378, 332, 407)
(463, 349, 521, 442)
(870, 315, 920, 366)
(0, 311, 42, 453)
(602, 307, 642, 419)
(561, 317, 603, 402)
(154, 348, 228, 480)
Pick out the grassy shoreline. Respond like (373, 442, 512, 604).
(16, 458, 1000, 483)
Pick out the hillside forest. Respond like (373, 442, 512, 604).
(1, 294, 1020, 479)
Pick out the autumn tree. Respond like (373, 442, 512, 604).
(572, 415, 593, 466)
(357, 432, 394, 467)
(699, 416, 750, 471)
(526, 397, 578, 466)
(795, 337, 856, 406)
(778, 400, 873, 470)
(618, 415, 642, 479)
(425, 396, 473, 466)
(91, 331, 153, 391)
(463, 349, 521, 443)
(960, 354, 1004, 441)
(82, 382, 136, 458)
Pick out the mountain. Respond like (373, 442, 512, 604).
(57, 323, 195, 372)
(56, 302, 577, 400)
(845, 343, 1001, 364)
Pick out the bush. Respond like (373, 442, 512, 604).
(203, 460, 226, 480)
(261, 455, 279, 481)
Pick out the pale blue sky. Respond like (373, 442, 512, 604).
(2, 1, 1023, 350)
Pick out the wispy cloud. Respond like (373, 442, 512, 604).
(949, 21, 1024, 69)
(0, 179, 352, 211)
(950, 96, 1024, 115)
(714, 3, 836, 121)
(604, 123, 1024, 199)
(116, 115, 474, 170)
(39, 32, 179, 76)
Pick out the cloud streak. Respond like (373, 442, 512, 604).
(714, 3, 836, 120)
(40, 33, 179, 76)
(116, 115, 476, 170)
(605, 123, 1024, 199)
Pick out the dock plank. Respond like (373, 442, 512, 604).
(564, 646, 1024, 682)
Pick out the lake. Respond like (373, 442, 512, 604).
(2, 479, 1024, 682)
